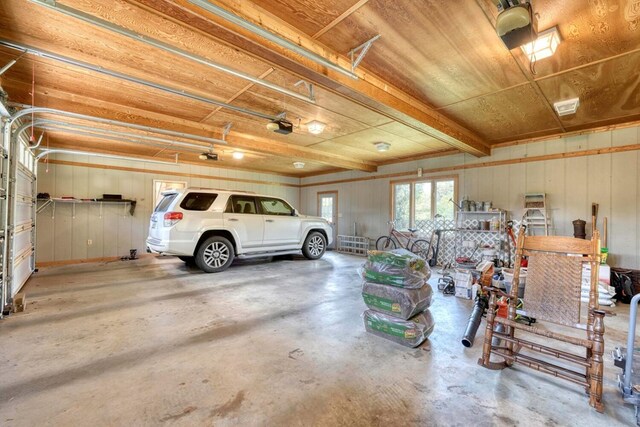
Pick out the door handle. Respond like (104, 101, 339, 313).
(265, 219, 275, 223)
(227, 218, 239, 222)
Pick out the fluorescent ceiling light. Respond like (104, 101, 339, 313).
(232, 151, 244, 160)
(293, 161, 305, 169)
(553, 97, 580, 116)
(521, 26, 560, 61)
(306, 120, 326, 135)
(375, 142, 391, 152)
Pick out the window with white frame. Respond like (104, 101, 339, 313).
(391, 177, 457, 229)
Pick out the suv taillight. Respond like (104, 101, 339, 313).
(163, 211, 183, 227)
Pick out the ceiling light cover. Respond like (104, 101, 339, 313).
(306, 120, 326, 135)
(293, 161, 305, 169)
(232, 151, 244, 160)
(375, 142, 391, 152)
(553, 97, 580, 116)
(521, 26, 560, 61)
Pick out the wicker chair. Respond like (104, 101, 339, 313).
(478, 226, 606, 412)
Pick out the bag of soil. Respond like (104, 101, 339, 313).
(362, 281, 433, 320)
(363, 309, 435, 348)
(362, 249, 431, 288)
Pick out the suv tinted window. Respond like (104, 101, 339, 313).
(180, 192, 218, 211)
(228, 195, 258, 214)
(259, 197, 293, 216)
(154, 193, 178, 212)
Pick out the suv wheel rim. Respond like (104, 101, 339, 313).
(203, 242, 230, 268)
(308, 235, 324, 257)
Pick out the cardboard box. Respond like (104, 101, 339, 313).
(454, 269, 473, 299)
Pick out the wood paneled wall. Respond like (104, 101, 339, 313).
(300, 126, 640, 269)
(36, 155, 300, 264)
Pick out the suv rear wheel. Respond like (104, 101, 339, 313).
(195, 236, 235, 273)
(302, 231, 326, 260)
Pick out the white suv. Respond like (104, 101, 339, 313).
(146, 188, 333, 273)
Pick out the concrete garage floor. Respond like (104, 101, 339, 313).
(0, 252, 635, 426)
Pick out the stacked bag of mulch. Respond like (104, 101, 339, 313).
(581, 264, 616, 306)
(361, 248, 435, 347)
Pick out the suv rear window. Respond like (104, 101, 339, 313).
(180, 192, 218, 211)
(154, 193, 178, 212)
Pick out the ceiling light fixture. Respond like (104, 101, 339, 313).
(306, 120, 326, 135)
(553, 97, 580, 116)
(375, 142, 391, 152)
(293, 161, 305, 169)
(521, 26, 561, 61)
(232, 151, 244, 160)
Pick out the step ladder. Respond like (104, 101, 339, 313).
(522, 193, 550, 235)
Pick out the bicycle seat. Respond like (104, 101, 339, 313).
(408, 228, 418, 233)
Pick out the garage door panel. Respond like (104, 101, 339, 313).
(12, 254, 33, 296)
(17, 169, 34, 197)
(16, 202, 32, 223)
(14, 228, 33, 257)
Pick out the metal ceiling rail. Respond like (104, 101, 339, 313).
(186, 0, 359, 80)
(27, 119, 210, 150)
(0, 50, 26, 76)
(36, 148, 180, 165)
(0, 40, 279, 121)
(29, 0, 315, 103)
(6, 105, 227, 144)
(33, 125, 205, 154)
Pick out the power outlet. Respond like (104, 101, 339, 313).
(87, 239, 93, 246)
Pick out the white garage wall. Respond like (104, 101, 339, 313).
(300, 126, 640, 269)
(35, 154, 300, 264)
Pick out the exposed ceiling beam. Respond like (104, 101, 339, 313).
(312, 0, 371, 39)
(134, 0, 491, 157)
(1, 77, 377, 172)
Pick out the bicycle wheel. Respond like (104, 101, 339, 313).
(375, 236, 397, 251)
(411, 239, 434, 261)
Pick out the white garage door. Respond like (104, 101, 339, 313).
(10, 137, 36, 298)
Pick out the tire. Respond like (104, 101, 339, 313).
(411, 239, 434, 261)
(375, 236, 397, 251)
(195, 236, 235, 273)
(302, 231, 327, 260)
(177, 256, 196, 265)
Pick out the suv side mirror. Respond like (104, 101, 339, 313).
(291, 209, 298, 216)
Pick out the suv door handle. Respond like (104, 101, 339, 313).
(265, 219, 275, 222)
(227, 218, 239, 222)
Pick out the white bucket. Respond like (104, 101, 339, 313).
(503, 268, 527, 298)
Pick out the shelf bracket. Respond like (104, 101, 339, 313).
(349, 35, 381, 71)
(294, 80, 315, 102)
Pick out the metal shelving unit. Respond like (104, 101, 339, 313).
(454, 209, 510, 266)
(36, 198, 137, 217)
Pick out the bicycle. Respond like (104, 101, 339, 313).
(375, 221, 434, 261)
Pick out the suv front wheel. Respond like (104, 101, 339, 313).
(302, 231, 327, 260)
(195, 236, 235, 273)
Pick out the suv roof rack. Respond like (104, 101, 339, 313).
(185, 187, 256, 194)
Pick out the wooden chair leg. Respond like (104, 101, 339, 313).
(478, 292, 508, 370)
(584, 347, 592, 394)
(589, 310, 605, 413)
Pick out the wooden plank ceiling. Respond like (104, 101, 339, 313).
(0, 0, 638, 176)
